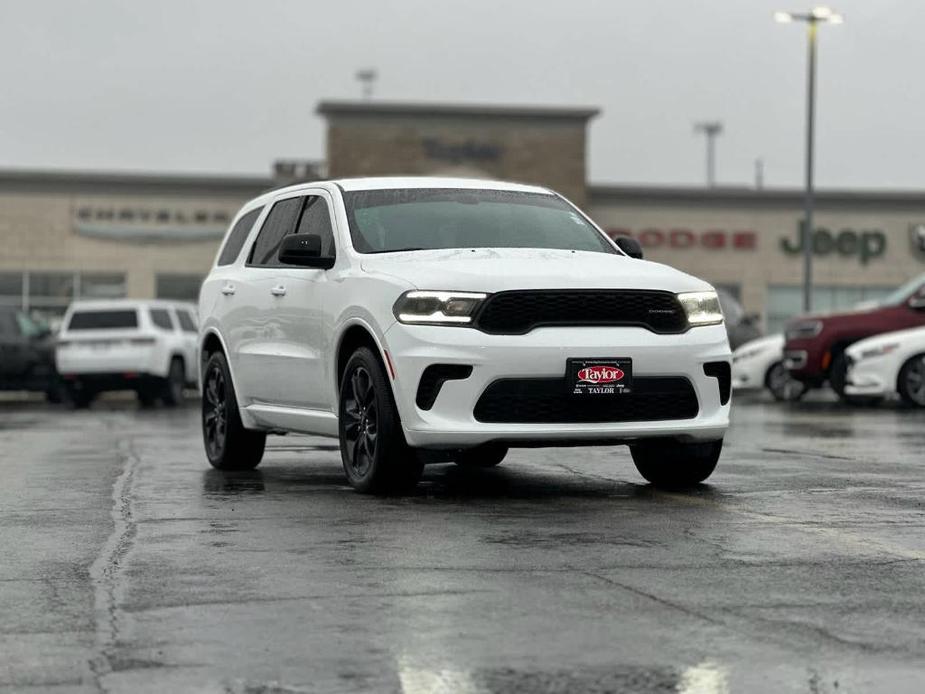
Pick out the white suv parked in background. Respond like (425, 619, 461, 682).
(199, 178, 731, 493)
(56, 299, 199, 407)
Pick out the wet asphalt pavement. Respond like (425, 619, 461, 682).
(1, 395, 924, 693)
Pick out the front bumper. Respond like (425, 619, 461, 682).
(844, 357, 892, 397)
(383, 323, 731, 449)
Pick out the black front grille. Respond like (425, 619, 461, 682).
(473, 290, 688, 335)
(474, 377, 699, 424)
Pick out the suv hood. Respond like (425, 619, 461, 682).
(360, 248, 711, 294)
(789, 302, 885, 326)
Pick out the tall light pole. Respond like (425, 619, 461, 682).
(694, 121, 723, 187)
(775, 6, 843, 312)
(355, 68, 377, 100)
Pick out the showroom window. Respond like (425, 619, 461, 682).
(0, 271, 127, 318)
(766, 284, 895, 333)
(0, 273, 23, 308)
(156, 274, 203, 301)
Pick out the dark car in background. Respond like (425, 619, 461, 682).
(0, 306, 61, 401)
(717, 288, 762, 350)
(783, 273, 925, 401)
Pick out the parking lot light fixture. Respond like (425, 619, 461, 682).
(774, 6, 843, 313)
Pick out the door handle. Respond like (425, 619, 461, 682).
(221, 284, 236, 296)
(270, 285, 287, 297)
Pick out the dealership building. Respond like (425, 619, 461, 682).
(2, 100, 924, 332)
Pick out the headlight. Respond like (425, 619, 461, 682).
(677, 291, 724, 326)
(857, 342, 899, 360)
(733, 345, 769, 363)
(393, 290, 488, 325)
(785, 320, 823, 340)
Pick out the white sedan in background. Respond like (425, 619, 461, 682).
(732, 334, 807, 401)
(845, 326, 925, 407)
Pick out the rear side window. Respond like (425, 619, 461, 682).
(248, 198, 303, 267)
(295, 197, 336, 257)
(149, 308, 174, 331)
(176, 309, 197, 333)
(68, 310, 138, 330)
(218, 207, 264, 266)
(0, 310, 18, 336)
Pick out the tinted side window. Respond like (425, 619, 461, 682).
(0, 310, 17, 337)
(294, 196, 336, 256)
(218, 207, 263, 266)
(248, 198, 303, 267)
(176, 309, 197, 333)
(149, 308, 174, 331)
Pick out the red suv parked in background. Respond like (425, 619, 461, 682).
(784, 273, 925, 401)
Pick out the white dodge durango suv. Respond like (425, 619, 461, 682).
(198, 178, 731, 492)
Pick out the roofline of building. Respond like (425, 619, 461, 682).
(588, 184, 925, 208)
(317, 100, 601, 120)
(0, 168, 274, 196)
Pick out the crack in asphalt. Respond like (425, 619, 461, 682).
(86, 437, 142, 693)
(122, 588, 492, 614)
(576, 568, 728, 627)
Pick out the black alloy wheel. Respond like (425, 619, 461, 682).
(201, 352, 265, 470)
(203, 364, 227, 460)
(338, 347, 423, 494)
(342, 365, 379, 479)
(898, 354, 925, 407)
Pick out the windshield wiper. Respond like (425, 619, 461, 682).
(367, 247, 426, 254)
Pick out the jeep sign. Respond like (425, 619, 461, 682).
(780, 223, 887, 265)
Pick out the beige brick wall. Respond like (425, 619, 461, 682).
(326, 114, 589, 205)
(0, 191, 249, 301)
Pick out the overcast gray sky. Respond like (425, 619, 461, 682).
(1, 0, 922, 189)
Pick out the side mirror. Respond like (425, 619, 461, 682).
(614, 236, 644, 259)
(278, 234, 335, 269)
(908, 295, 925, 310)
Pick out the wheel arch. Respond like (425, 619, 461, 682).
(896, 351, 925, 401)
(333, 320, 398, 410)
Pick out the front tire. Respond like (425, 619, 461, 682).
(765, 361, 807, 402)
(454, 443, 508, 468)
(828, 352, 881, 405)
(897, 353, 925, 407)
(202, 352, 265, 470)
(630, 439, 722, 488)
(338, 347, 423, 494)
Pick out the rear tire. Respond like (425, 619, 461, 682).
(136, 388, 157, 408)
(454, 443, 508, 468)
(630, 439, 722, 488)
(897, 353, 925, 407)
(338, 347, 423, 494)
(202, 352, 265, 470)
(161, 357, 186, 407)
(66, 382, 96, 409)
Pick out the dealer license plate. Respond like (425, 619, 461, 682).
(567, 358, 633, 396)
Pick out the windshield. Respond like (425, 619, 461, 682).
(67, 309, 139, 330)
(880, 273, 925, 307)
(343, 188, 617, 255)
